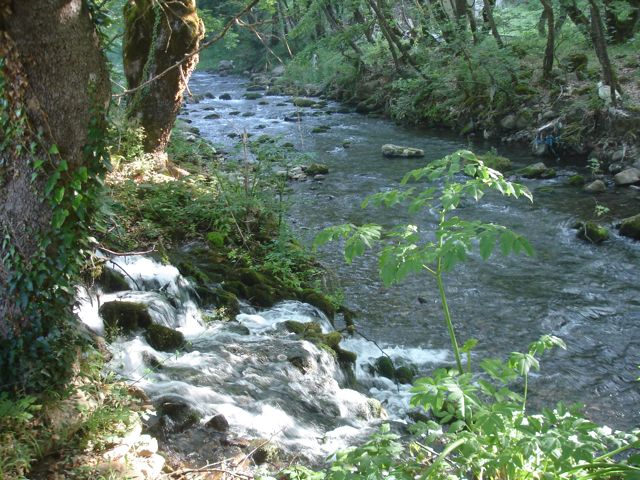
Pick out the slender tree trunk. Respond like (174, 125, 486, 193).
(323, 3, 364, 56)
(0, 0, 110, 390)
(589, 0, 621, 105)
(540, 0, 555, 80)
(354, 7, 375, 43)
(561, 0, 591, 39)
(603, 0, 640, 43)
(482, 0, 503, 47)
(124, 0, 204, 154)
(366, 0, 403, 70)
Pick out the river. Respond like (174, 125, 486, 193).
(183, 72, 640, 431)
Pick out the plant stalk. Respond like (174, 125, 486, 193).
(436, 260, 463, 374)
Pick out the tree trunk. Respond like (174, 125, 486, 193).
(589, 0, 621, 105)
(0, 0, 110, 390)
(123, 0, 204, 154)
(540, 0, 555, 80)
(482, 0, 503, 47)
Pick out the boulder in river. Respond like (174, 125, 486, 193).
(205, 413, 229, 432)
(381, 144, 424, 158)
(619, 213, 640, 240)
(243, 92, 262, 100)
(517, 162, 556, 179)
(574, 221, 609, 244)
(584, 179, 607, 193)
(292, 97, 316, 108)
(304, 163, 329, 176)
(96, 267, 129, 293)
(614, 168, 640, 186)
(99, 301, 152, 334)
(219, 93, 232, 100)
(144, 324, 186, 352)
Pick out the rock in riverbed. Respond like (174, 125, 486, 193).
(381, 144, 424, 158)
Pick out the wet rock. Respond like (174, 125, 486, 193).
(619, 213, 640, 240)
(219, 93, 232, 100)
(311, 125, 330, 133)
(144, 324, 186, 352)
(574, 221, 609, 244)
(242, 112, 255, 117)
(518, 162, 556, 179)
(303, 163, 329, 176)
(243, 92, 262, 100)
(584, 179, 607, 193)
(246, 84, 265, 92)
(205, 413, 229, 432)
(156, 396, 201, 432)
(374, 356, 395, 380)
(293, 97, 316, 108)
(608, 162, 625, 174)
(97, 267, 129, 293)
(229, 111, 241, 116)
(395, 366, 415, 384)
(204, 113, 221, 120)
(289, 355, 312, 374)
(99, 301, 152, 334)
(142, 351, 164, 370)
(218, 60, 234, 72)
(313, 174, 326, 181)
(381, 144, 425, 158)
(284, 113, 303, 122)
(614, 168, 640, 186)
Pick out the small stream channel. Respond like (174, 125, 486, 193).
(182, 72, 640, 431)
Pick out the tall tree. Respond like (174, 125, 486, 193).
(123, 0, 204, 154)
(540, 0, 555, 80)
(0, 0, 110, 390)
(589, 0, 621, 105)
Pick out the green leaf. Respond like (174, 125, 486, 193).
(479, 232, 496, 260)
(48, 144, 59, 155)
(51, 209, 69, 229)
(53, 187, 65, 205)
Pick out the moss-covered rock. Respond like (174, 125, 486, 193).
(300, 290, 335, 320)
(311, 125, 330, 133)
(567, 174, 585, 186)
(479, 151, 512, 173)
(144, 323, 186, 352)
(246, 284, 277, 308)
(99, 301, 152, 334)
(336, 348, 357, 364)
(566, 52, 588, 72)
(518, 162, 556, 179)
(619, 213, 640, 240)
(394, 366, 415, 384)
(292, 97, 316, 108)
(304, 163, 329, 176)
(219, 93, 232, 100)
(575, 221, 609, 244)
(381, 144, 424, 158)
(96, 267, 130, 293)
(243, 92, 262, 100)
(374, 356, 395, 380)
(323, 331, 342, 349)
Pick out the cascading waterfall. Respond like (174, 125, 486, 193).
(76, 255, 444, 461)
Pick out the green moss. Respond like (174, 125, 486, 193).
(374, 356, 395, 380)
(619, 213, 640, 240)
(323, 331, 342, 349)
(247, 284, 277, 308)
(144, 324, 186, 352)
(99, 301, 152, 334)
(575, 221, 609, 244)
(394, 366, 415, 384)
(238, 268, 267, 286)
(311, 126, 331, 133)
(284, 320, 307, 335)
(304, 163, 329, 175)
(292, 97, 316, 108)
(300, 290, 335, 319)
(336, 348, 357, 364)
(478, 151, 512, 173)
(243, 92, 262, 100)
(567, 175, 585, 186)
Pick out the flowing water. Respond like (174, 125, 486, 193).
(182, 72, 640, 430)
(79, 72, 640, 464)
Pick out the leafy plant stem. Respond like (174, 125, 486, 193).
(436, 258, 463, 374)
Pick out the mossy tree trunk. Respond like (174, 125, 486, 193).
(123, 0, 204, 154)
(589, 0, 621, 105)
(603, 0, 640, 43)
(0, 0, 110, 390)
(540, 0, 555, 81)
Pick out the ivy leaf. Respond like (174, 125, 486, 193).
(53, 187, 65, 205)
(48, 144, 59, 155)
(51, 209, 69, 229)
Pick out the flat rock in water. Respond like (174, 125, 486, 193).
(619, 213, 640, 240)
(614, 168, 640, 186)
(381, 144, 424, 158)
